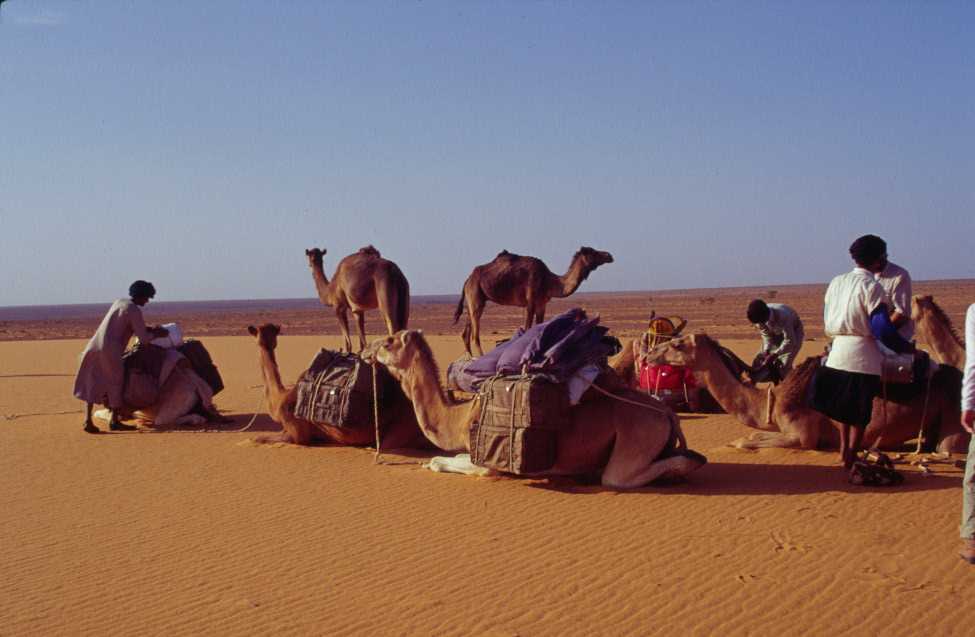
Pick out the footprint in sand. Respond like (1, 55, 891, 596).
(770, 530, 811, 553)
(736, 574, 759, 583)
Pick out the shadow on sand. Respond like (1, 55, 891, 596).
(527, 461, 963, 496)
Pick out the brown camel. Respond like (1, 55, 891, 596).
(363, 330, 707, 488)
(643, 332, 968, 454)
(913, 295, 965, 368)
(247, 323, 428, 448)
(453, 247, 614, 356)
(306, 246, 410, 353)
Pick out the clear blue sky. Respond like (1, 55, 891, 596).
(1, 1, 972, 306)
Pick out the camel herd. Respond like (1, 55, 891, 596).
(232, 246, 969, 489)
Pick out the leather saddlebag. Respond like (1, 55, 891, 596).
(881, 352, 915, 385)
(294, 349, 390, 429)
(177, 339, 224, 395)
(469, 375, 569, 474)
(123, 368, 159, 408)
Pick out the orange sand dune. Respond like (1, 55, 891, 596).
(2, 328, 974, 636)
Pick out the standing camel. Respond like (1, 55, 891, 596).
(913, 295, 965, 368)
(306, 246, 410, 353)
(643, 332, 968, 454)
(246, 323, 427, 448)
(364, 330, 707, 488)
(453, 247, 614, 356)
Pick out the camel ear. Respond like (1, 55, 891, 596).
(247, 325, 257, 336)
(305, 249, 312, 256)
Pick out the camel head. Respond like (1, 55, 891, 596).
(574, 246, 614, 274)
(911, 294, 935, 324)
(305, 247, 326, 268)
(247, 323, 281, 351)
(362, 330, 426, 381)
(643, 333, 708, 368)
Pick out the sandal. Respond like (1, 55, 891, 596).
(848, 452, 903, 486)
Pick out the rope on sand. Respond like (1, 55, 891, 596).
(4, 409, 83, 421)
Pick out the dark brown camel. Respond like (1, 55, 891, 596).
(453, 247, 614, 355)
(306, 246, 410, 353)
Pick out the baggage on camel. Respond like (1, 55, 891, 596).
(294, 349, 394, 429)
(177, 339, 224, 395)
(460, 308, 622, 474)
(470, 374, 570, 474)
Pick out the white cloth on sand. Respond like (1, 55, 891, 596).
(73, 299, 153, 408)
(424, 454, 496, 477)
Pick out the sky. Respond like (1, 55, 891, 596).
(0, 1, 972, 306)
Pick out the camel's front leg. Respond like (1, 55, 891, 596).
(524, 304, 535, 330)
(534, 305, 546, 326)
(354, 310, 367, 352)
(335, 306, 353, 352)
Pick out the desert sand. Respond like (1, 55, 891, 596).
(2, 282, 974, 636)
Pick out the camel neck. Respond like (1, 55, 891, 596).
(401, 361, 471, 452)
(553, 257, 589, 298)
(692, 345, 765, 426)
(920, 317, 965, 368)
(309, 261, 335, 305)
(257, 346, 286, 404)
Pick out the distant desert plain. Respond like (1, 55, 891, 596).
(2, 280, 974, 635)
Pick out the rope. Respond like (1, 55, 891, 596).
(588, 382, 670, 414)
(372, 361, 381, 464)
(4, 409, 83, 421)
(913, 370, 935, 455)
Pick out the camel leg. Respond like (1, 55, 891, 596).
(524, 304, 535, 330)
(355, 311, 367, 352)
(461, 322, 472, 357)
(83, 402, 99, 433)
(468, 296, 486, 357)
(534, 306, 545, 325)
(335, 307, 352, 353)
(600, 416, 671, 489)
(631, 453, 709, 486)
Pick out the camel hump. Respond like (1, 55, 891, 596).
(494, 249, 520, 261)
(358, 245, 381, 257)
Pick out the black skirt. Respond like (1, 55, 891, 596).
(811, 365, 879, 427)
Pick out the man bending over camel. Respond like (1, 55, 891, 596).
(73, 280, 169, 433)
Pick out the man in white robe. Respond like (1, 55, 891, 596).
(73, 280, 167, 433)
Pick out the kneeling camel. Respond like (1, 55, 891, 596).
(247, 323, 427, 448)
(364, 330, 707, 488)
(643, 333, 968, 454)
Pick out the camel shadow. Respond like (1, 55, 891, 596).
(528, 461, 962, 496)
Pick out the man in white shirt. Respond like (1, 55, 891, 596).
(811, 235, 913, 471)
(872, 241, 914, 341)
(958, 304, 975, 563)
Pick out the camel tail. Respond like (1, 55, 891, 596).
(397, 271, 410, 330)
(453, 286, 466, 324)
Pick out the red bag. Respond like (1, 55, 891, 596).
(638, 363, 697, 393)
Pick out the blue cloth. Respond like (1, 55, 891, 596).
(869, 305, 912, 354)
(447, 308, 612, 393)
